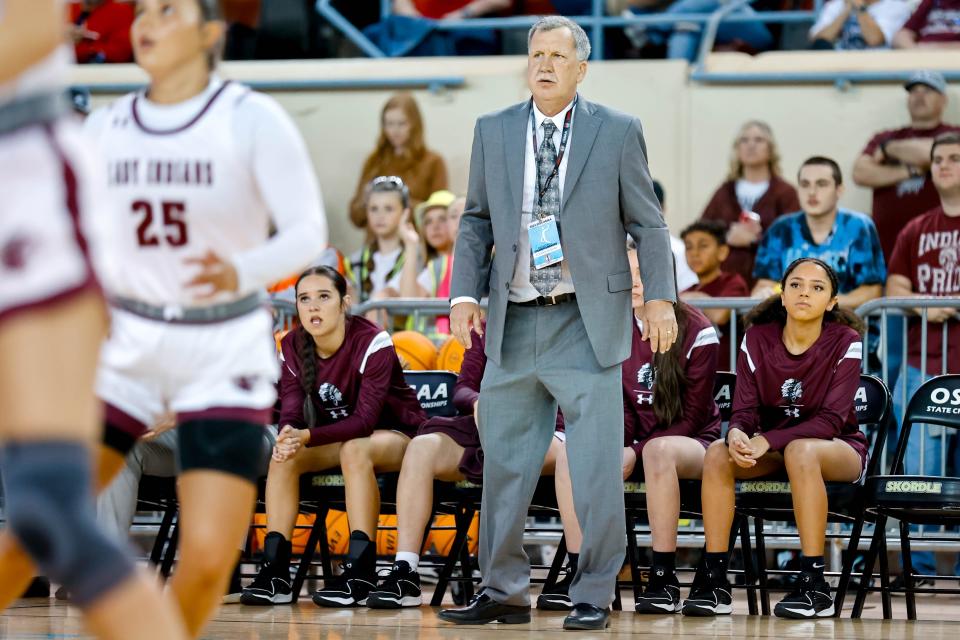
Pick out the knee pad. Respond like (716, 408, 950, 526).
(102, 421, 138, 457)
(0, 442, 135, 607)
(178, 419, 270, 483)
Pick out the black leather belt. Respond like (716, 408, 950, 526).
(512, 292, 577, 307)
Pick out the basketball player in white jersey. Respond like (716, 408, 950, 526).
(0, 2, 188, 639)
(0, 0, 328, 637)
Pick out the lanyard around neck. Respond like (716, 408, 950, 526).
(530, 97, 576, 210)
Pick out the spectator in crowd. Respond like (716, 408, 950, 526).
(701, 121, 801, 287)
(348, 94, 448, 229)
(393, 0, 511, 20)
(893, 0, 960, 47)
(652, 180, 699, 291)
(852, 70, 959, 384)
(808, 0, 911, 49)
(69, 0, 135, 63)
(885, 132, 960, 587)
(753, 156, 886, 309)
(369, 0, 509, 56)
(623, 0, 774, 62)
(680, 220, 750, 370)
(241, 267, 426, 608)
(365, 325, 564, 609)
(447, 195, 466, 241)
(684, 258, 868, 619)
(854, 72, 958, 263)
(348, 177, 417, 309)
(399, 190, 457, 335)
(516, 0, 594, 14)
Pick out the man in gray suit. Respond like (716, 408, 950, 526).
(438, 15, 679, 632)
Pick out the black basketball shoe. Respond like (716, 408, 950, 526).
(773, 571, 834, 619)
(681, 567, 733, 617)
(367, 561, 423, 609)
(635, 565, 681, 614)
(537, 567, 575, 611)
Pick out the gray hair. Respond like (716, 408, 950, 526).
(527, 15, 591, 62)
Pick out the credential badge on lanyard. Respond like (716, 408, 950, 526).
(527, 98, 575, 269)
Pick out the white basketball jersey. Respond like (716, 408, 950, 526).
(89, 82, 274, 306)
(0, 1, 72, 105)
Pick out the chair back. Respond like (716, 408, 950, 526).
(404, 370, 459, 418)
(855, 374, 892, 479)
(890, 374, 960, 475)
(713, 371, 736, 423)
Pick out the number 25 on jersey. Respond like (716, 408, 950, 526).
(132, 200, 188, 247)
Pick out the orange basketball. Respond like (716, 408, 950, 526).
(376, 514, 399, 556)
(274, 329, 290, 354)
(392, 331, 438, 371)
(425, 513, 479, 556)
(251, 513, 314, 555)
(437, 336, 466, 374)
(251, 511, 349, 556)
(325, 510, 350, 556)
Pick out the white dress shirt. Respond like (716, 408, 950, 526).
(451, 97, 577, 309)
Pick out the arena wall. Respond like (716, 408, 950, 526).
(72, 54, 960, 254)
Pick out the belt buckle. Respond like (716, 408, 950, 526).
(161, 304, 185, 322)
(542, 295, 556, 306)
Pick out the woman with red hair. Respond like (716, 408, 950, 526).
(348, 92, 448, 229)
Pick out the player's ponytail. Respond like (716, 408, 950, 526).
(652, 302, 689, 426)
(293, 266, 349, 428)
(195, 0, 225, 70)
(297, 327, 319, 429)
(744, 257, 865, 336)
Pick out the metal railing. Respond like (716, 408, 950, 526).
(317, 0, 817, 62)
(272, 294, 960, 563)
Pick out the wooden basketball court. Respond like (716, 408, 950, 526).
(4, 589, 960, 639)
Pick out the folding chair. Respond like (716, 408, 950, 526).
(429, 468, 563, 606)
(138, 475, 180, 578)
(613, 372, 759, 610)
(736, 374, 892, 616)
(853, 374, 960, 620)
(286, 370, 459, 601)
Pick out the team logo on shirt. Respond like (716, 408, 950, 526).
(633, 363, 656, 406)
(780, 378, 804, 418)
(317, 383, 349, 419)
(0, 235, 32, 271)
(637, 363, 656, 389)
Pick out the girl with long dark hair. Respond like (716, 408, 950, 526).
(544, 249, 722, 613)
(682, 258, 868, 619)
(241, 267, 425, 608)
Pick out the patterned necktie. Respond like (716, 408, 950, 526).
(529, 119, 563, 296)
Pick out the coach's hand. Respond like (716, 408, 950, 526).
(642, 299, 678, 354)
(451, 301, 483, 350)
(184, 250, 239, 298)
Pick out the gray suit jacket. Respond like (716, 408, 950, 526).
(451, 97, 677, 368)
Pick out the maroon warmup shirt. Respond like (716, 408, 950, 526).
(861, 124, 960, 262)
(279, 316, 426, 447)
(888, 206, 960, 374)
(622, 306, 722, 459)
(731, 321, 869, 467)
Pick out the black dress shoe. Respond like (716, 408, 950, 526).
(438, 592, 531, 625)
(563, 603, 610, 630)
